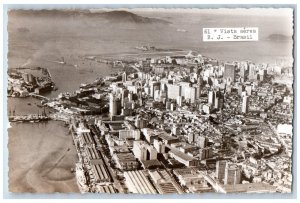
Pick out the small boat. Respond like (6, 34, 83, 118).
(27, 103, 32, 106)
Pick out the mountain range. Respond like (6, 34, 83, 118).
(9, 9, 171, 25)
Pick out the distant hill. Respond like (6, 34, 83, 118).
(96, 10, 170, 24)
(267, 34, 292, 41)
(8, 9, 171, 25)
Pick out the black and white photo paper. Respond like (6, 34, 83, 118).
(5, 6, 294, 195)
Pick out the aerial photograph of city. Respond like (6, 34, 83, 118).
(5, 6, 294, 195)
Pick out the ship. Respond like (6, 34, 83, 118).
(47, 57, 66, 65)
(75, 163, 90, 193)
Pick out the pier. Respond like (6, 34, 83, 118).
(9, 114, 50, 123)
(29, 93, 50, 102)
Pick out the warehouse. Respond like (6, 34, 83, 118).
(124, 170, 157, 194)
(90, 164, 111, 183)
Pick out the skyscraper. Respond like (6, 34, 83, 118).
(197, 136, 208, 148)
(259, 69, 267, 82)
(240, 62, 248, 79)
(214, 90, 221, 109)
(249, 64, 257, 81)
(121, 89, 129, 107)
(185, 86, 197, 103)
(150, 81, 161, 98)
(224, 63, 236, 81)
(122, 72, 127, 82)
(216, 160, 227, 183)
(195, 80, 201, 100)
(109, 93, 121, 116)
(224, 163, 242, 185)
(176, 96, 183, 107)
(214, 97, 220, 109)
(208, 91, 215, 105)
(179, 82, 191, 98)
(245, 85, 252, 96)
(242, 96, 249, 114)
(238, 85, 245, 96)
(167, 84, 181, 100)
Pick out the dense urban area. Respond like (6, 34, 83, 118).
(8, 51, 293, 194)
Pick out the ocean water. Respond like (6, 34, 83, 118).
(8, 120, 80, 193)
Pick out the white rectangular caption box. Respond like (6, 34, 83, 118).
(203, 27, 259, 42)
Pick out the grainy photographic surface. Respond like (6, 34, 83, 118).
(7, 7, 294, 194)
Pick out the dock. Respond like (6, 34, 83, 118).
(8, 114, 50, 123)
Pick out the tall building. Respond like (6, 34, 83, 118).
(214, 90, 221, 109)
(188, 133, 196, 144)
(179, 81, 191, 89)
(150, 81, 161, 98)
(122, 72, 127, 82)
(166, 101, 171, 110)
(237, 85, 245, 96)
(195, 81, 201, 100)
(154, 90, 161, 102)
(197, 136, 208, 148)
(185, 86, 197, 103)
(133, 141, 158, 161)
(249, 64, 257, 81)
(170, 102, 176, 111)
(208, 91, 215, 105)
(176, 96, 183, 107)
(216, 160, 227, 183)
(242, 96, 249, 114)
(161, 82, 167, 92)
(224, 163, 242, 185)
(245, 85, 252, 96)
(259, 69, 267, 82)
(224, 63, 236, 81)
(199, 147, 213, 160)
(167, 84, 182, 100)
(22, 73, 29, 83)
(28, 74, 34, 83)
(208, 90, 219, 108)
(214, 97, 220, 109)
(121, 89, 129, 107)
(179, 82, 191, 99)
(240, 62, 248, 79)
(109, 93, 121, 116)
